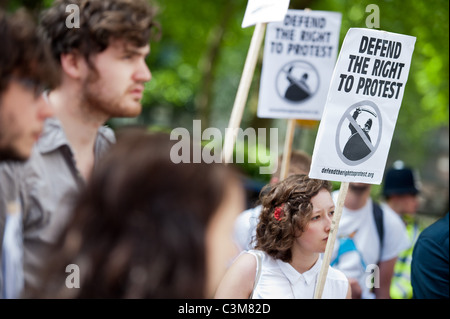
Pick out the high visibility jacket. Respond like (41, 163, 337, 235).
(390, 216, 421, 299)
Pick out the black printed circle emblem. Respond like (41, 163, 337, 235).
(335, 100, 382, 166)
(276, 60, 320, 104)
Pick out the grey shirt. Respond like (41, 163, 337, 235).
(0, 117, 115, 294)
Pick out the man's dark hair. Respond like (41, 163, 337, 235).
(0, 9, 60, 96)
(39, 0, 159, 68)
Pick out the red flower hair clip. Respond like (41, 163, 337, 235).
(274, 204, 285, 221)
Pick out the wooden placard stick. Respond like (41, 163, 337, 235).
(222, 22, 267, 164)
(279, 119, 296, 180)
(313, 181, 349, 299)
(279, 7, 311, 180)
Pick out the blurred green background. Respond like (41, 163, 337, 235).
(2, 0, 448, 219)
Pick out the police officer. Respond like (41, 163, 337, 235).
(382, 160, 421, 299)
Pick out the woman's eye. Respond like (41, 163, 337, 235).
(311, 215, 320, 221)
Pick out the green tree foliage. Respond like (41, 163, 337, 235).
(144, 0, 449, 171)
(3, 0, 448, 183)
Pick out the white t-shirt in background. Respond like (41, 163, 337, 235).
(330, 191, 410, 299)
(233, 205, 261, 252)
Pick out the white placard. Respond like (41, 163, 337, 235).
(242, 0, 290, 28)
(309, 28, 416, 184)
(257, 10, 342, 120)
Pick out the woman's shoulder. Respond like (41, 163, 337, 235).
(214, 250, 257, 298)
(246, 249, 279, 266)
(232, 250, 259, 276)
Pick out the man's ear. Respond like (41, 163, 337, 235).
(60, 51, 87, 80)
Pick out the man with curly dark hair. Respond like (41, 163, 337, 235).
(215, 174, 351, 299)
(0, 0, 159, 296)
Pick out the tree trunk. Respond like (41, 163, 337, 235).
(195, 2, 236, 127)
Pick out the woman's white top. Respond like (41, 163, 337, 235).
(247, 250, 349, 299)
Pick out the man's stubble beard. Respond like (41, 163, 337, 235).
(81, 73, 141, 119)
(0, 146, 28, 162)
(0, 112, 28, 162)
(0, 127, 28, 161)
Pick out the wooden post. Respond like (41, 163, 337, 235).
(314, 181, 349, 299)
(222, 23, 267, 164)
(279, 119, 296, 180)
(279, 7, 311, 180)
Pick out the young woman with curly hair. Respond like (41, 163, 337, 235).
(215, 174, 351, 299)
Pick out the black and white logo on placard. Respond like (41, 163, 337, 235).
(336, 100, 382, 166)
(276, 60, 320, 104)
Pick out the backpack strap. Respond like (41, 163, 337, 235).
(372, 201, 384, 264)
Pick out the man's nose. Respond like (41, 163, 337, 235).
(134, 60, 152, 83)
(325, 213, 334, 233)
(36, 95, 54, 120)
